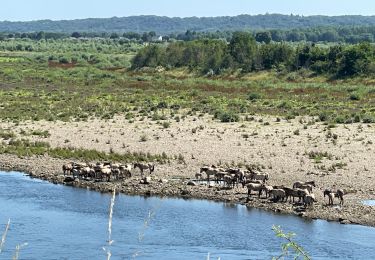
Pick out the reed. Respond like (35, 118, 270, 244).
(103, 187, 116, 260)
(132, 200, 162, 259)
(12, 243, 28, 260)
(0, 218, 10, 253)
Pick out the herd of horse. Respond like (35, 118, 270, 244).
(198, 165, 345, 207)
(62, 161, 344, 206)
(62, 162, 155, 181)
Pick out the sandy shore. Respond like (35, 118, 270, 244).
(0, 115, 375, 226)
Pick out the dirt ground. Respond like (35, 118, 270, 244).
(1, 115, 375, 226)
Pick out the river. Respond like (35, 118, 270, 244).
(0, 171, 375, 259)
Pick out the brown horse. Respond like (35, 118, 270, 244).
(134, 163, 155, 177)
(324, 189, 344, 205)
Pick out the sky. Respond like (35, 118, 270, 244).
(1, 0, 375, 21)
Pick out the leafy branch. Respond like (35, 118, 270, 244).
(272, 225, 311, 260)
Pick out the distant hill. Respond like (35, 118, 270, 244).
(1, 14, 375, 34)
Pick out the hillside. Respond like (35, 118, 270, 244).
(1, 14, 375, 33)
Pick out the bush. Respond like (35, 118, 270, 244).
(362, 116, 375, 123)
(334, 116, 345, 124)
(319, 113, 328, 122)
(140, 134, 148, 142)
(58, 56, 70, 64)
(215, 111, 240, 123)
(349, 93, 361, 101)
(162, 121, 170, 128)
(248, 92, 261, 101)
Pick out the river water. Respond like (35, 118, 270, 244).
(0, 171, 375, 260)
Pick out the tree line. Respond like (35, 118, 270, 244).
(1, 14, 375, 34)
(131, 32, 375, 78)
(2, 26, 375, 44)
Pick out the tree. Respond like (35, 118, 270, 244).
(338, 43, 374, 77)
(123, 32, 141, 40)
(131, 45, 166, 68)
(320, 31, 340, 42)
(71, 32, 82, 38)
(35, 31, 45, 40)
(229, 31, 257, 71)
(110, 33, 119, 39)
(255, 31, 272, 44)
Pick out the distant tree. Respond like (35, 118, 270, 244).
(123, 32, 141, 40)
(229, 31, 257, 71)
(131, 45, 166, 68)
(338, 43, 373, 76)
(319, 31, 340, 42)
(287, 31, 306, 42)
(255, 31, 272, 44)
(110, 33, 119, 39)
(71, 32, 82, 38)
(270, 30, 286, 42)
(36, 31, 45, 40)
(141, 32, 151, 42)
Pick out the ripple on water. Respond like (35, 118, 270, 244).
(1, 171, 375, 260)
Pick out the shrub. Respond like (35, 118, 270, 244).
(319, 113, 328, 122)
(157, 101, 168, 109)
(349, 93, 361, 101)
(162, 121, 170, 128)
(334, 116, 345, 124)
(140, 134, 148, 142)
(0, 129, 16, 140)
(362, 116, 375, 123)
(214, 111, 240, 123)
(248, 92, 261, 101)
(58, 56, 70, 64)
(31, 130, 50, 138)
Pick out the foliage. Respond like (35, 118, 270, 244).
(0, 38, 373, 126)
(131, 39, 375, 79)
(272, 225, 311, 260)
(0, 139, 169, 163)
(1, 14, 375, 36)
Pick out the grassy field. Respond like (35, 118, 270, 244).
(0, 39, 374, 126)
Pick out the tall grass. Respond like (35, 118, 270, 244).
(0, 218, 10, 253)
(0, 138, 170, 164)
(103, 187, 116, 260)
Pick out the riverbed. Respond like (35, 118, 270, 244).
(1, 171, 375, 259)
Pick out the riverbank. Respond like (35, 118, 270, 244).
(0, 154, 374, 227)
(0, 116, 375, 226)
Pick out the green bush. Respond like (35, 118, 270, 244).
(349, 93, 361, 101)
(215, 110, 240, 123)
(248, 92, 261, 101)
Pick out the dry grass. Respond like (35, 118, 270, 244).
(0, 218, 10, 253)
(103, 187, 116, 260)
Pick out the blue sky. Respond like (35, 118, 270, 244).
(1, 0, 375, 21)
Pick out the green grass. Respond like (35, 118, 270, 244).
(0, 39, 373, 126)
(0, 139, 170, 163)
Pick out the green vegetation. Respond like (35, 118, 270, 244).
(0, 139, 169, 163)
(272, 225, 311, 260)
(0, 37, 372, 127)
(132, 34, 375, 78)
(307, 151, 333, 163)
(1, 14, 375, 37)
